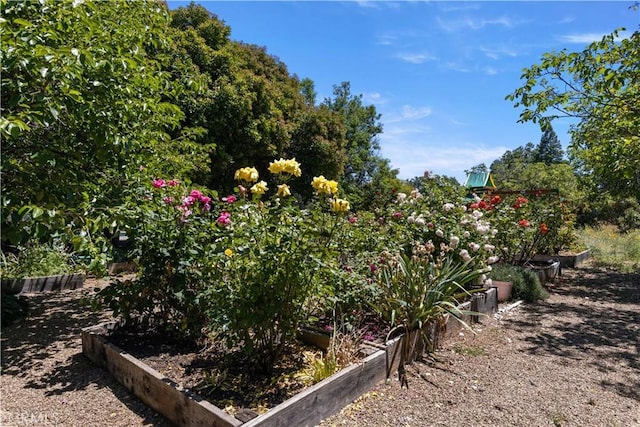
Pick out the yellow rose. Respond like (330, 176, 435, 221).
(224, 248, 233, 257)
(234, 167, 259, 183)
(311, 175, 339, 195)
(250, 180, 268, 196)
(311, 175, 326, 191)
(268, 158, 301, 177)
(277, 184, 291, 197)
(330, 198, 350, 213)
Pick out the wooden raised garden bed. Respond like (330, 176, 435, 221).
(82, 288, 497, 427)
(531, 249, 591, 268)
(1, 273, 85, 294)
(526, 260, 561, 284)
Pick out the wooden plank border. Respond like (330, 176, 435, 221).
(1, 273, 85, 294)
(82, 323, 242, 427)
(82, 288, 497, 427)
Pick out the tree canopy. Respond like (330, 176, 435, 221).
(1, 0, 206, 246)
(507, 28, 640, 200)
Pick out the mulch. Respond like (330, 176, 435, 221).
(1, 265, 639, 426)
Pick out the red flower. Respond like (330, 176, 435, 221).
(478, 200, 490, 210)
(518, 219, 530, 227)
(540, 223, 549, 235)
(513, 197, 529, 209)
(490, 195, 502, 205)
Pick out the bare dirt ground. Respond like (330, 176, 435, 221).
(1, 263, 639, 427)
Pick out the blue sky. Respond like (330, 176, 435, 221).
(167, 1, 639, 183)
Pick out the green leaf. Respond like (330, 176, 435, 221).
(32, 207, 44, 219)
(13, 18, 32, 27)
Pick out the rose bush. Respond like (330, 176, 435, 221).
(95, 166, 570, 372)
(95, 174, 221, 338)
(468, 192, 568, 264)
(202, 159, 352, 370)
(96, 159, 353, 370)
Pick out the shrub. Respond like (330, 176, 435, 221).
(1, 243, 77, 278)
(490, 263, 548, 303)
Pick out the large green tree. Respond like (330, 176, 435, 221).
(1, 0, 202, 246)
(322, 82, 401, 209)
(169, 3, 348, 196)
(507, 28, 640, 199)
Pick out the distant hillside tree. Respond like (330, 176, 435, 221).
(534, 126, 565, 165)
(465, 163, 488, 175)
(490, 142, 536, 189)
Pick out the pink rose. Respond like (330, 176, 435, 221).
(222, 195, 237, 203)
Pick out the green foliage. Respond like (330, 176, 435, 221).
(1, 243, 78, 278)
(535, 126, 565, 165)
(205, 200, 344, 370)
(373, 253, 485, 385)
(580, 225, 640, 273)
(204, 167, 352, 370)
(296, 351, 339, 385)
(375, 254, 482, 337)
(168, 3, 350, 199)
(322, 82, 401, 210)
(94, 177, 217, 339)
(507, 28, 640, 200)
(490, 263, 549, 303)
(295, 330, 361, 385)
(1, 0, 207, 265)
(95, 160, 352, 370)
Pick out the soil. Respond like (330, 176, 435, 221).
(1, 263, 639, 427)
(107, 325, 330, 417)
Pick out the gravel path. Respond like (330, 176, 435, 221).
(1, 265, 639, 427)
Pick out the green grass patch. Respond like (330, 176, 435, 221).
(452, 344, 486, 357)
(579, 225, 640, 273)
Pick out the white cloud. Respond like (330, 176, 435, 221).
(436, 15, 520, 33)
(557, 16, 575, 25)
(558, 32, 609, 44)
(395, 52, 438, 64)
(479, 46, 520, 60)
(558, 31, 627, 44)
(483, 66, 499, 75)
(380, 137, 508, 181)
(363, 92, 388, 105)
(438, 3, 482, 13)
(401, 105, 433, 120)
(376, 34, 397, 46)
(443, 62, 470, 73)
(382, 105, 433, 124)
